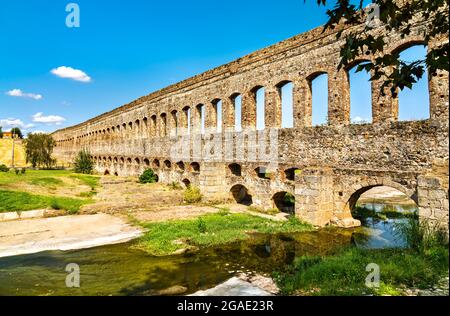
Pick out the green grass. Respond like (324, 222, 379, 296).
(274, 241, 449, 296)
(135, 211, 313, 256)
(69, 174, 100, 189)
(30, 177, 63, 187)
(0, 190, 90, 213)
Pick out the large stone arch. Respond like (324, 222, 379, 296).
(342, 178, 416, 213)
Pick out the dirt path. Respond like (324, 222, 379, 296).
(0, 213, 142, 258)
(80, 177, 184, 214)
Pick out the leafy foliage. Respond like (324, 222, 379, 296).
(183, 185, 202, 204)
(0, 164, 9, 172)
(24, 133, 56, 169)
(139, 168, 158, 184)
(73, 149, 94, 174)
(10, 127, 23, 139)
(316, 0, 448, 95)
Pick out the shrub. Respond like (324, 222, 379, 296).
(73, 149, 94, 174)
(21, 168, 26, 174)
(197, 218, 207, 233)
(183, 186, 202, 204)
(14, 169, 20, 175)
(0, 164, 9, 172)
(139, 169, 158, 184)
(50, 199, 62, 210)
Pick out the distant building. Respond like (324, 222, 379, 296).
(2, 132, 18, 139)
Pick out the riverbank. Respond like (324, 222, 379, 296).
(134, 210, 313, 256)
(0, 213, 142, 258)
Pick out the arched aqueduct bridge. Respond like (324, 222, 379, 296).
(52, 19, 449, 228)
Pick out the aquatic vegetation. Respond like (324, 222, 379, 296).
(135, 213, 313, 256)
(273, 245, 449, 296)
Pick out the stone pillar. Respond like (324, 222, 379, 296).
(205, 101, 217, 132)
(417, 171, 449, 233)
(295, 167, 335, 227)
(328, 69, 350, 126)
(242, 90, 257, 129)
(265, 86, 281, 128)
(293, 79, 312, 128)
(372, 68, 398, 124)
(428, 37, 449, 122)
(222, 97, 235, 132)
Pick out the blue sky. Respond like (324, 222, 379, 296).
(0, 0, 429, 134)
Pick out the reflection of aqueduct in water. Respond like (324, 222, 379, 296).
(52, 19, 449, 228)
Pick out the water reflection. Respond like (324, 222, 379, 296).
(351, 202, 418, 249)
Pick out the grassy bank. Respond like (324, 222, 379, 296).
(135, 211, 313, 256)
(274, 218, 449, 296)
(0, 169, 99, 213)
(0, 190, 91, 213)
(274, 246, 448, 296)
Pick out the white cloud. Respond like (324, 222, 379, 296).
(6, 89, 42, 100)
(32, 112, 66, 125)
(0, 118, 35, 130)
(51, 66, 92, 82)
(351, 116, 370, 124)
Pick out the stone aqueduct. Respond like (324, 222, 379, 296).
(52, 21, 449, 228)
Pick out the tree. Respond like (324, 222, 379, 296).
(10, 127, 23, 139)
(315, 0, 448, 95)
(73, 149, 94, 174)
(0, 126, 3, 139)
(24, 133, 56, 168)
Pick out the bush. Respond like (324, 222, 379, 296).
(21, 168, 26, 174)
(73, 150, 94, 174)
(14, 169, 20, 175)
(0, 164, 9, 172)
(197, 218, 207, 233)
(139, 169, 158, 184)
(183, 186, 202, 204)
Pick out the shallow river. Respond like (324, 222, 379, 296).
(0, 203, 415, 296)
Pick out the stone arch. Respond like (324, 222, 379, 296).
(182, 178, 191, 188)
(276, 80, 294, 128)
(190, 162, 200, 173)
(160, 113, 167, 136)
(392, 42, 430, 121)
(164, 160, 172, 169)
(230, 184, 253, 206)
(272, 191, 295, 214)
(195, 104, 205, 134)
(150, 115, 157, 137)
(152, 159, 160, 169)
(182, 106, 191, 135)
(228, 163, 242, 176)
(229, 93, 242, 131)
(104, 170, 110, 176)
(171, 110, 179, 136)
(248, 85, 265, 130)
(345, 59, 374, 124)
(143, 158, 150, 167)
(284, 167, 300, 181)
(255, 166, 270, 180)
(306, 71, 329, 126)
(343, 180, 416, 212)
(211, 98, 223, 132)
(176, 161, 185, 172)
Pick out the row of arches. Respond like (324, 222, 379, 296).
(93, 156, 201, 173)
(56, 43, 432, 147)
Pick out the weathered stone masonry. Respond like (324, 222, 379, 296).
(52, 21, 449, 228)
